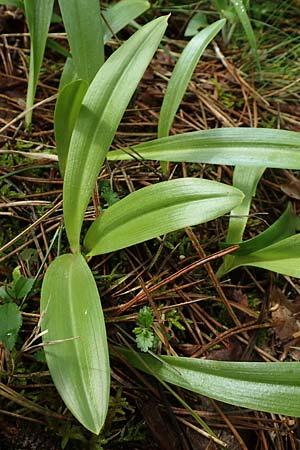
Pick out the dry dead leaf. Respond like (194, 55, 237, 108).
(280, 171, 300, 199)
(270, 288, 300, 341)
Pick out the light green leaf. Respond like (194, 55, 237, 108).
(218, 233, 300, 278)
(108, 128, 300, 169)
(24, 0, 54, 127)
(230, 0, 260, 69)
(59, 57, 77, 92)
(226, 166, 265, 243)
(224, 203, 300, 255)
(84, 178, 244, 256)
(11, 266, 34, 299)
(119, 348, 300, 417)
(54, 79, 88, 175)
(218, 203, 300, 276)
(158, 19, 225, 138)
(41, 254, 110, 434)
(0, 303, 22, 351)
(63, 16, 168, 253)
(184, 12, 208, 37)
(102, 0, 150, 42)
(58, 0, 104, 83)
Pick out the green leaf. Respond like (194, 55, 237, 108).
(119, 348, 300, 417)
(13, 276, 34, 299)
(224, 203, 300, 255)
(0, 303, 22, 351)
(59, 57, 78, 92)
(108, 128, 300, 169)
(11, 266, 34, 299)
(54, 79, 88, 175)
(58, 0, 104, 83)
(41, 254, 110, 434)
(133, 328, 155, 352)
(0, 287, 11, 302)
(184, 12, 208, 37)
(84, 178, 244, 256)
(58, 0, 150, 90)
(24, 0, 54, 127)
(102, 0, 150, 42)
(218, 233, 300, 278)
(230, 0, 260, 70)
(218, 203, 300, 277)
(158, 19, 225, 138)
(63, 16, 168, 253)
(137, 306, 154, 328)
(226, 166, 265, 243)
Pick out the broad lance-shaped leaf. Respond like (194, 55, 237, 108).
(41, 254, 110, 433)
(218, 233, 300, 279)
(107, 128, 300, 169)
(24, 0, 54, 127)
(84, 178, 244, 256)
(222, 203, 300, 255)
(63, 16, 168, 253)
(102, 0, 150, 42)
(54, 79, 88, 175)
(218, 203, 300, 276)
(118, 348, 300, 417)
(158, 19, 225, 138)
(58, 0, 104, 83)
(226, 165, 265, 244)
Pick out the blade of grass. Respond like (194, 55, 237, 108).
(63, 16, 168, 253)
(58, 0, 104, 83)
(107, 128, 300, 169)
(158, 19, 225, 138)
(41, 253, 110, 434)
(230, 0, 260, 70)
(24, 0, 54, 128)
(119, 347, 300, 417)
(83, 178, 244, 256)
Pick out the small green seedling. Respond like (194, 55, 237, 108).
(133, 306, 158, 352)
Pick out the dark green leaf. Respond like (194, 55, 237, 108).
(0, 303, 22, 351)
